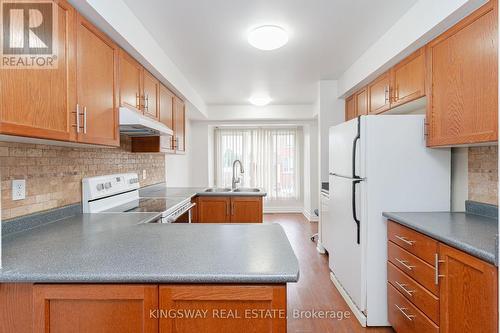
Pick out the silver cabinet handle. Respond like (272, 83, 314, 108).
(384, 85, 389, 103)
(83, 106, 87, 134)
(75, 104, 80, 133)
(144, 94, 149, 111)
(395, 281, 415, 297)
(395, 258, 416, 271)
(136, 93, 140, 109)
(434, 253, 445, 285)
(394, 235, 415, 246)
(395, 304, 415, 321)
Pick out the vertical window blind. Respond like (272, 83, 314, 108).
(214, 127, 300, 200)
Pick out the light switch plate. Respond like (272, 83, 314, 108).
(142, 169, 147, 180)
(12, 179, 26, 201)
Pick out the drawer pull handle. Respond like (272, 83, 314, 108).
(395, 282, 415, 296)
(394, 235, 415, 246)
(395, 304, 416, 321)
(434, 253, 445, 285)
(395, 258, 416, 271)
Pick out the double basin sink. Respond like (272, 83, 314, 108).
(204, 187, 262, 193)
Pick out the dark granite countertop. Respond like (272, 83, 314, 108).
(383, 211, 498, 265)
(0, 213, 299, 283)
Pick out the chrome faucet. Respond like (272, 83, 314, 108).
(232, 160, 244, 190)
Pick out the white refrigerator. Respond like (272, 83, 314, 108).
(324, 115, 450, 326)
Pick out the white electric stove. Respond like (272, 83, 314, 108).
(82, 173, 195, 223)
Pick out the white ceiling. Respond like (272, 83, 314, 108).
(123, 0, 417, 105)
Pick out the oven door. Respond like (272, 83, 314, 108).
(162, 202, 197, 223)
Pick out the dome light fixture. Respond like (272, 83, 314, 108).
(248, 25, 288, 51)
(249, 95, 272, 106)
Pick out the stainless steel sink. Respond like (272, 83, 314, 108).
(233, 187, 261, 192)
(204, 187, 232, 192)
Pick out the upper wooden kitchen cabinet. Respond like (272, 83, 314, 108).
(426, 0, 498, 146)
(159, 84, 175, 153)
(75, 14, 120, 147)
(367, 71, 391, 114)
(173, 96, 186, 153)
(345, 94, 356, 121)
(0, 1, 77, 142)
(33, 284, 159, 333)
(355, 87, 368, 117)
(231, 196, 263, 223)
(143, 70, 160, 120)
(391, 48, 425, 108)
(119, 49, 143, 111)
(438, 244, 498, 333)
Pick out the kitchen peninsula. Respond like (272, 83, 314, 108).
(0, 210, 298, 332)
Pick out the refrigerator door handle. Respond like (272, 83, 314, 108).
(352, 179, 362, 244)
(352, 117, 361, 179)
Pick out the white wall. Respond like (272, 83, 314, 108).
(303, 123, 319, 221)
(207, 105, 316, 121)
(451, 148, 469, 211)
(318, 81, 345, 182)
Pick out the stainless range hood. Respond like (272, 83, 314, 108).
(119, 107, 173, 137)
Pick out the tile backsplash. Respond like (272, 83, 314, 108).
(0, 136, 165, 220)
(468, 146, 498, 205)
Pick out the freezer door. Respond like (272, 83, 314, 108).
(329, 117, 360, 178)
(327, 175, 365, 313)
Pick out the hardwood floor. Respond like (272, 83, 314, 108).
(264, 213, 394, 333)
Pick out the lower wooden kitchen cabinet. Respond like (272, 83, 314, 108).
(0, 283, 286, 333)
(387, 220, 498, 333)
(195, 196, 263, 223)
(159, 285, 286, 333)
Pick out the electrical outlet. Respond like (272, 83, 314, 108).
(142, 169, 147, 179)
(12, 179, 26, 201)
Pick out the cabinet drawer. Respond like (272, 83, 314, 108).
(388, 221, 438, 265)
(388, 283, 439, 333)
(388, 242, 438, 296)
(388, 262, 439, 324)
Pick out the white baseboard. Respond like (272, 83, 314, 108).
(302, 208, 319, 222)
(263, 207, 303, 214)
(329, 272, 367, 327)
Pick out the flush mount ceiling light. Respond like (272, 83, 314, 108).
(249, 95, 272, 106)
(248, 25, 288, 50)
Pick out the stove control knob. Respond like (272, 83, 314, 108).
(104, 182, 112, 189)
(96, 183, 104, 191)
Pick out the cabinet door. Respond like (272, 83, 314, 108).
(33, 284, 158, 333)
(0, 1, 76, 142)
(230, 197, 263, 223)
(75, 14, 119, 146)
(143, 70, 159, 120)
(173, 96, 186, 153)
(119, 50, 142, 112)
(355, 87, 368, 116)
(391, 48, 425, 108)
(197, 196, 231, 223)
(345, 95, 356, 121)
(159, 285, 286, 333)
(159, 84, 175, 153)
(438, 244, 498, 333)
(367, 72, 391, 114)
(426, 0, 498, 146)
